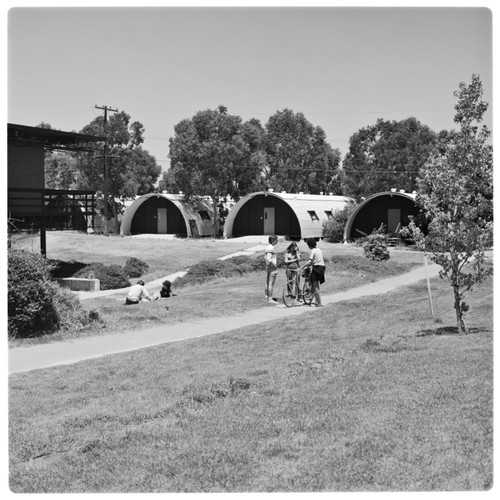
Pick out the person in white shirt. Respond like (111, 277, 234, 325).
(264, 235, 279, 303)
(125, 280, 153, 305)
(300, 238, 325, 307)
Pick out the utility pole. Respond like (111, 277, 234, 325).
(95, 104, 118, 235)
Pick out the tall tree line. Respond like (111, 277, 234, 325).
(44, 101, 451, 235)
(164, 107, 444, 207)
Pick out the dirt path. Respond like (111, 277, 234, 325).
(9, 263, 441, 375)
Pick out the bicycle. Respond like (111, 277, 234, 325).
(282, 268, 314, 307)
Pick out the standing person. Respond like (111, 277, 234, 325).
(125, 280, 153, 305)
(264, 235, 279, 303)
(284, 241, 301, 297)
(300, 238, 325, 307)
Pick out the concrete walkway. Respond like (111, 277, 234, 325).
(8, 263, 440, 375)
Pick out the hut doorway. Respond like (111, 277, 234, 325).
(387, 208, 401, 234)
(157, 207, 168, 233)
(263, 207, 275, 234)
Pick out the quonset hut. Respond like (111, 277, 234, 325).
(343, 190, 418, 241)
(120, 193, 214, 237)
(223, 191, 354, 240)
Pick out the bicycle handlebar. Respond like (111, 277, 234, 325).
(287, 267, 310, 275)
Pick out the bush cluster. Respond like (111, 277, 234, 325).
(175, 255, 266, 287)
(174, 250, 316, 288)
(174, 250, 313, 288)
(50, 257, 149, 287)
(122, 257, 150, 278)
(363, 234, 390, 261)
(73, 263, 131, 290)
(8, 249, 100, 338)
(175, 258, 247, 287)
(50, 288, 101, 333)
(8, 250, 58, 337)
(322, 205, 356, 243)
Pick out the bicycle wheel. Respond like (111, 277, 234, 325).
(301, 280, 314, 305)
(283, 279, 299, 308)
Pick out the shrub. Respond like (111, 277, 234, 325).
(73, 263, 131, 290)
(225, 255, 254, 273)
(322, 205, 356, 243)
(175, 259, 244, 287)
(363, 234, 390, 261)
(247, 254, 268, 272)
(51, 287, 102, 333)
(123, 257, 150, 278)
(8, 250, 101, 338)
(173, 250, 312, 288)
(8, 249, 59, 337)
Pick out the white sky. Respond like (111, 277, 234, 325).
(6, 2, 495, 172)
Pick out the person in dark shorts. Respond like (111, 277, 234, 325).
(300, 238, 325, 307)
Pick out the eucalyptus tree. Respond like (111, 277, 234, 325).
(264, 109, 341, 194)
(45, 151, 80, 190)
(342, 117, 438, 200)
(168, 105, 262, 236)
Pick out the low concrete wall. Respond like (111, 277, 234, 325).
(56, 278, 100, 292)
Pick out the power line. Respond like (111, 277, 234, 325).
(47, 164, 422, 174)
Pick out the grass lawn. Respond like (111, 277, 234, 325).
(9, 234, 427, 346)
(10, 231, 261, 279)
(8, 274, 493, 492)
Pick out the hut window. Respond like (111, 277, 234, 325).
(308, 211, 319, 221)
(198, 210, 211, 221)
(325, 211, 333, 219)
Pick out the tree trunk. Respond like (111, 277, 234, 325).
(211, 196, 220, 238)
(112, 200, 120, 234)
(454, 285, 467, 334)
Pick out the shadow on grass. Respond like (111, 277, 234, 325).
(417, 326, 489, 337)
(48, 259, 89, 278)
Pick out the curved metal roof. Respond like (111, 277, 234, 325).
(343, 190, 417, 241)
(224, 190, 354, 239)
(120, 193, 214, 237)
